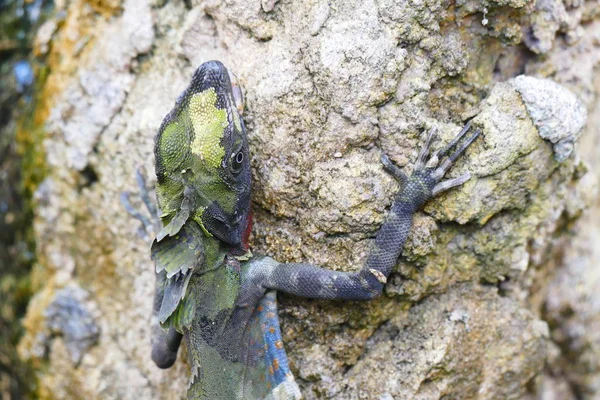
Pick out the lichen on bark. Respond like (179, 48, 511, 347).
(15, 0, 600, 399)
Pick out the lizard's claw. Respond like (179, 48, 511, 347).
(414, 127, 437, 172)
(120, 191, 153, 239)
(380, 154, 408, 184)
(432, 171, 471, 196)
(433, 120, 473, 160)
(136, 167, 158, 220)
(121, 167, 161, 239)
(430, 121, 480, 181)
(428, 121, 480, 195)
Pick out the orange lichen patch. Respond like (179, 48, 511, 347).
(18, 0, 108, 196)
(29, 0, 130, 142)
(259, 373, 265, 383)
(266, 312, 275, 319)
(257, 305, 264, 312)
(269, 326, 275, 334)
(274, 340, 283, 349)
(84, 0, 123, 17)
(41, 0, 100, 91)
(16, 281, 58, 369)
(268, 366, 274, 375)
(272, 358, 279, 371)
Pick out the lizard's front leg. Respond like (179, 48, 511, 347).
(121, 169, 184, 368)
(247, 123, 480, 300)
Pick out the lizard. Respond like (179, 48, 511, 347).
(122, 60, 480, 400)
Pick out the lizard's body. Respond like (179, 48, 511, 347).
(126, 61, 480, 399)
(185, 259, 298, 399)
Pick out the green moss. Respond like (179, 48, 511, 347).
(17, 65, 50, 202)
(0, 60, 52, 400)
(0, 89, 45, 400)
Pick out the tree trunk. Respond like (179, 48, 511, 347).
(17, 0, 600, 398)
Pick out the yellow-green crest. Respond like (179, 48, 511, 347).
(189, 88, 227, 169)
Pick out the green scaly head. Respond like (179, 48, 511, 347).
(154, 61, 252, 256)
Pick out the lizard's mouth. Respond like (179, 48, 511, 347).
(200, 201, 252, 255)
(222, 213, 252, 257)
(222, 206, 252, 256)
(224, 212, 252, 256)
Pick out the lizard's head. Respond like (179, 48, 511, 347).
(154, 61, 252, 255)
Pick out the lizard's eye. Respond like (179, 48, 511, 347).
(231, 151, 244, 174)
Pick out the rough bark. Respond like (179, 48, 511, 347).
(16, 0, 600, 399)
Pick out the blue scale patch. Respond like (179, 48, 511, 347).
(258, 291, 292, 387)
(243, 290, 299, 398)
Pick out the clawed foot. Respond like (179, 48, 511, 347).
(121, 167, 160, 239)
(381, 121, 480, 198)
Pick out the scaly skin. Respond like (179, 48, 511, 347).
(124, 61, 480, 400)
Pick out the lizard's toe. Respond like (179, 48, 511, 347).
(432, 172, 471, 195)
(414, 127, 437, 172)
(381, 153, 408, 184)
(431, 127, 480, 180)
